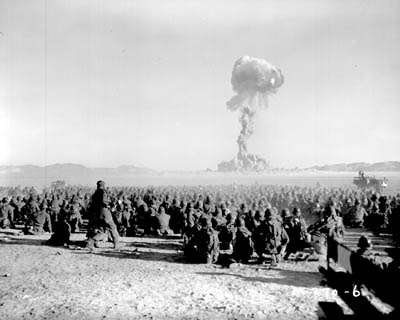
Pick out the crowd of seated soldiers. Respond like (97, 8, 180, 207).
(1, 184, 399, 265)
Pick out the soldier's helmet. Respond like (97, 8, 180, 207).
(281, 208, 291, 219)
(1, 197, 8, 203)
(292, 207, 301, 217)
(96, 180, 106, 189)
(265, 208, 276, 219)
(358, 235, 372, 249)
(255, 210, 265, 221)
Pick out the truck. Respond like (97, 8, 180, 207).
(353, 171, 388, 192)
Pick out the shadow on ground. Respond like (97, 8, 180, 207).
(67, 236, 185, 263)
(0, 237, 47, 247)
(71, 247, 186, 263)
(130, 242, 182, 251)
(196, 270, 322, 288)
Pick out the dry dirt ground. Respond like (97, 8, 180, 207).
(0, 233, 347, 320)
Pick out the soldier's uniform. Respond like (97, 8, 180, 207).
(46, 215, 71, 247)
(155, 207, 173, 235)
(350, 235, 386, 290)
(24, 202, 52, 234)
(24, 197, 40, 219)
(196, 217, 219, 264)
(244, 210, 257, 233)
(324, 206, 345, 239)
(284, 207, 309, 257)
(0, 198, 14, 228)
(86, 181, 120, 249)
(344, 200, 368, 228)
(211, 208, 226, 232)
(168, 200, 185, 235)
(218, 212, 236, 250)
(183, 208, 199, 249)
(232, 218, 254, 263)
(68, 200, 83, 233)
(49, 196, 61, 224)
(254, 208, 289, 266)
(10, 196, 24, 223)
(119, 203, 132, 236)
(307, 206, 345, 255)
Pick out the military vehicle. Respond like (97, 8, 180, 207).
(50, 180, 66, 190)
(353, 171, 388, 192)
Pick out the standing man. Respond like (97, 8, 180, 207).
(86, 181, 121, 250)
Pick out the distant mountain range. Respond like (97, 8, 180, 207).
(0, 161, 399, 182)
(307, 161, 400, 172)
(0, 163, 157, 180)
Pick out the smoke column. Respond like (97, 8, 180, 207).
(218, 56, 284, 171)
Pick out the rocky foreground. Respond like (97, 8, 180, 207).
(0, 234, 347, 320)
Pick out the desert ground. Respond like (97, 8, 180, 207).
(0, 232, 349, 320)
(1, 172, 398, 319)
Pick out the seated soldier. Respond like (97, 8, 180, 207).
(0, 197, 14, 228)
(244, 208, 257, 233)
(253, 208, 289, 267)
(10, 196, 24, 224)
(232, 217, 254, 263)
(254, 209, 265, 229)
(323, 205, 345, 239)
(112, 201, 131, 237)
(355, 236, 385, 269)
(68, 199, 83, 233)
(350, 235, 386, 289)
(378, 196, 391, 229)
(135, 201, 148, 232)
(211, 207, 226, 232)
(49, 195, 61, 225)
(183, 208, 200, 247)
(46, 210, 71, 247)
(195, 216, 219, 264)
(168, 198, 185, 235)
(147, 204, 159, 235)
(184, 215, 204, 262)
(120, 202, 132, 237)
(284, 207, 310, 257)
(344, 199, 368, 228)
(24, 202, 52, 235)
(307, 205, 345, 255)
(218, 212, 236, 251)
(365, 194, 380, 228)
(281, 208, 292, 228)
(356, 235, 376, 260)
(155, 206, 173, 236)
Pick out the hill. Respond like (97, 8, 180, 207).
(0, 163, 156, 186)
(308, 161, 400, 172)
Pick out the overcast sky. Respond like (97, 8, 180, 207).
(1, 0, 399, 170)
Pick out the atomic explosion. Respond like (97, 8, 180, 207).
(218, 56, 284, 172)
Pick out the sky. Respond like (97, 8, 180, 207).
(0, 0, 399, 170)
